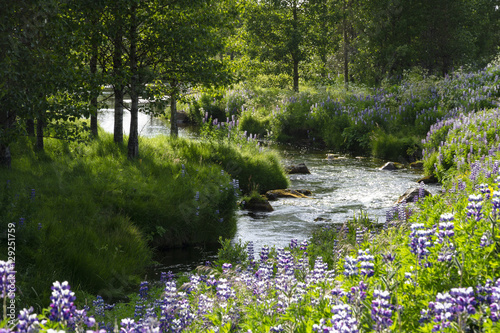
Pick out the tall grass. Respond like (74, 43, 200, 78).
(0, 131, 289, 308)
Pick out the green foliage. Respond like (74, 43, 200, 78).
(0, 131, 288, 308)
(371, 130, 421, 162)
(215, 237, 248, 268)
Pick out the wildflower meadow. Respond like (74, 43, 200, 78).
(2, 66, 500, 332)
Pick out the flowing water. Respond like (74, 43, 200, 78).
(97, 108, 441, 276)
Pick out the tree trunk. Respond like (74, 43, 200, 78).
(90, 39, 99, 137)
(0, 110, 14, 168)
(292, 2, 299, 92)
(26, 119, 35, 136)
(293, 58, 299, 92)
(113, 31, 124, 144)
(36, 117, 44, 151)
(170, 80, 178, 138)
(127, 3, 139, 159)
(343, 0, 349, 88)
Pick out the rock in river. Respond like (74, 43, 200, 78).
(396, 187, 431, 204)
(285, 163, 310, 174)
(265, 189, 312, 200)
(242, 197, 274, 212)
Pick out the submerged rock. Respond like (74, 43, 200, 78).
(286, 163, 310, 174)
(265, 189, 311, 200)
(242, 197, 274, 212)
(396, 187, 431, 204)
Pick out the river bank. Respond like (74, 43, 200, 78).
(0, 130, 288, 308)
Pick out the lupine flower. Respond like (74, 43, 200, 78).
(247, 241, 255, 263)
(49, 281, 77, 323)
(0, 260, 15, 299)
(490, 278, 500, 322)
(409, 223, 434, 266)
(358, 249, 375, 277)
(343, 255, 358, 277)
(467, 194, 484, 221)
(139, 281, 149, 301)
(300, 240, 308, 252)
(480, 231, 493, 247)
(371, 290, 393, 332)
(478, 183, 491, 199)
(222, 263, 232, 273)
(290, 238, 298, 249)
(427, 287, 477, 332)
(17, 307, 40, 333)
(260, 246, 270, 263)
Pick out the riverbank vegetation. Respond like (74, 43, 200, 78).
(6, 104, 498, 332)
(0, 131, 287, 308)
(2, 0, 500, 331)
(184, 65, 500, 163)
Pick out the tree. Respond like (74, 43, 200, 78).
(0, 0, 92, 166)
(243, 0, 312, 92)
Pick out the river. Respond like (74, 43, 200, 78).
(98, 108, 441, 276)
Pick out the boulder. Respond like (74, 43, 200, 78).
(396, 187, 431, 204)
(379, 162, 397, 170)
(410, 161, 424, 169)
(242, 197, 274, 212)
(265, 189, 311, 200)
(379, 162, 403, 171)
(286, 163, 310, 174)
(417, 174, 439, 184)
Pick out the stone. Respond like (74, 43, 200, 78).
(379, 162, 398, 170)
(242, 197, 274, 212)
(265, 189, 311, 199)
(286, 163, 310, 174)
(417, 174, 439, 184)
(410, 161, 424, 169)
(396, 187, 431, 204)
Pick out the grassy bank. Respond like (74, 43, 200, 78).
(184, 66, 500, 162)
(0, 131, 288, 309)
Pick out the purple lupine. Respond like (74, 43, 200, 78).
(409, 223, 434, 266)
(222, 263, 232, 273)
(120, 318, 137, 333)
(427, 287, 477, 332)
(436, 213, 456, 262)
(492, 191, 500, 218)
(371, 290, 393, 332)
(312, 304, 358, 332)
(0, 260, 15, 300)
(17, 307, 40, 333)
(491, 278, 500, 322)
(300, 240, 309, 252)
(139, 281, 149, 301)
(307, 256, 329, 284)
(49, 281, 77, 323)
(290, 238, 298, 249)
(247, 241, 255, 263)
(343, 255, 358, 277)
(260, 246, 270, 263)
(477, 183, 491, 200)
(467, 194, 484, 222)
(358, 249, 375, 278)
(277, 249, 294, 276)
(270, 324, 284, 332)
